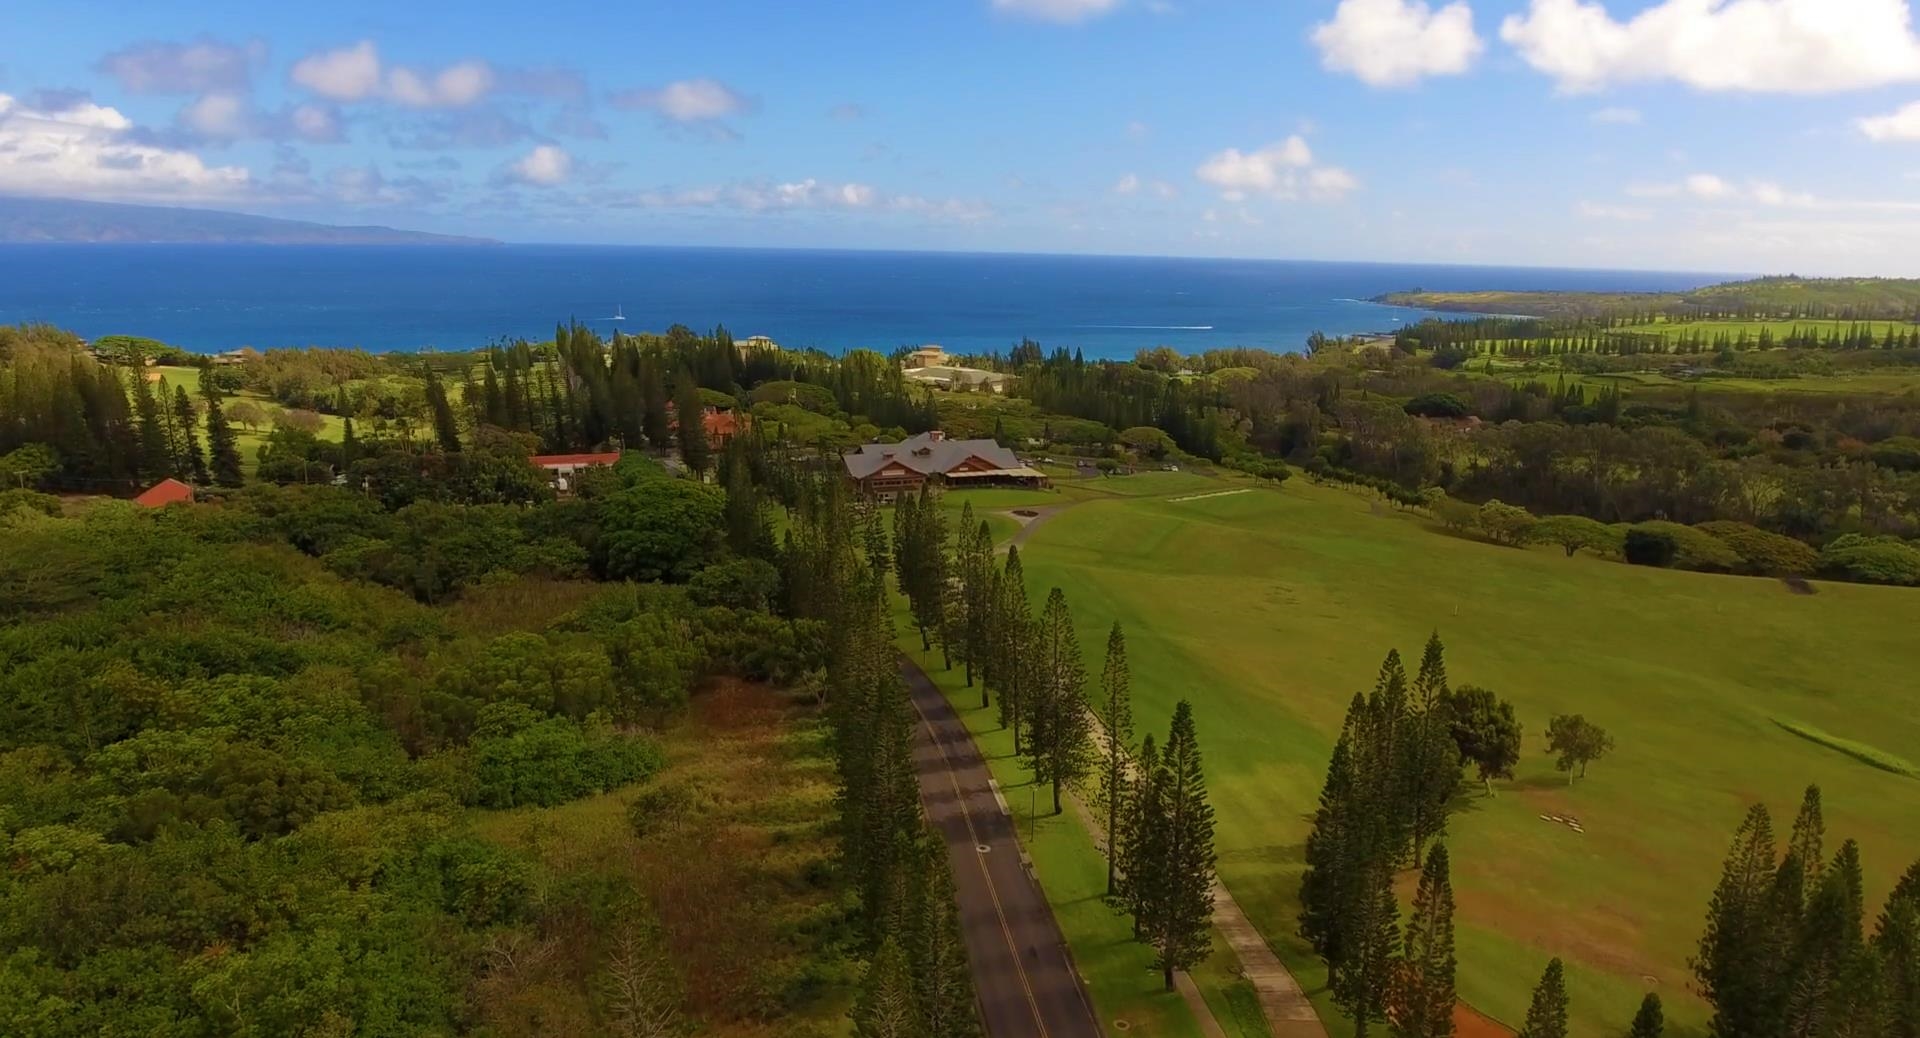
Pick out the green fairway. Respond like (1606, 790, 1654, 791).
(1014, 480, 1920, 1038)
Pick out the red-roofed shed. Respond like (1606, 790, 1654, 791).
(133, 478, 196, 508)
(531, 452, 622, 471)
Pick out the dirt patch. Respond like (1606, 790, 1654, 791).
(1013, 508, 1040, 517)
(1455, 1001, 1514, 1038)
(1782, 576, 1817, 595)
(690, 676, 797, 732)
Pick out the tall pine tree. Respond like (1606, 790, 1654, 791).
(425, 371, 462, 454)
(171, 385, 207, 484)
(994, 547, 1035, 754)
(1121, 733, 1163, 941)
(907, 837, 980, 1038)
(1517, 959, 1569, 1038)
(1391, 843, 1456, 1038)
(672, 368, 710, 475)
(1026, 587, 1091, 815)
(203, 388, 243, 488)
(1693, 804, 1779, 1038)
(1405, 633, 1461, 866)
(1096, 622, 1133, 897)
(1629, 993, 1664, 1038)
(1142, 701, 1216, 991)
(851, 937, 919, 1038)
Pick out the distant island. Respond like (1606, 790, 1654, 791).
(1375, 275, 1920, 320)
(0, 195, 496, 246)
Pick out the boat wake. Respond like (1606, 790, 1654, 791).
(1074, 324, 1215, 331)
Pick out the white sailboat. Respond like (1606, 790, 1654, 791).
(609, 304, 626, 322)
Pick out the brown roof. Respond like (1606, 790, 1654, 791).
(531, 452, 621, 468)
(133, 478, 195, 508)
(843, 432, 1021, 480)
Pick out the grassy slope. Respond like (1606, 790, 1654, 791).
(1015, 479, 1920, 1038)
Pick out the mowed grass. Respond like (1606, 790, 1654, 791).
(1015, 480, 1920, 1038)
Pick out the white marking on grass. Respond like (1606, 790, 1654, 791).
(1169, 488, 1254, 503)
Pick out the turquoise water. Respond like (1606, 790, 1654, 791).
(0, 244, 1725, 358)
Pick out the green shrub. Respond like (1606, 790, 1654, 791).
(627, 778, 721, 837)
(1629, 521, 1739, 571)
(1531, 515, 1621, 558)
(0, 488, 61, 518)
(1403, 392, 1471, 419)
(1474, 500, 1537, 546)
(1868, 435, 1920, 472)
(1695, 521, 1819, 575)
(1820, 534, 1920, 586)
(1623, 528, 1677, 568)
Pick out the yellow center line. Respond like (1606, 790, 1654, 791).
(911, 690, 1052, 1038)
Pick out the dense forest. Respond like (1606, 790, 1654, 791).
(0, 411, 986, 1035)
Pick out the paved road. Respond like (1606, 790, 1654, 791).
(902, 656, 1104, 1038)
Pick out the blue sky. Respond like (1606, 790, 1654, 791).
(5, 0, 1920, 273)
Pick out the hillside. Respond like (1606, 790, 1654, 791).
(1376, 276, 1920, 319)
(0, 195, 495, 245)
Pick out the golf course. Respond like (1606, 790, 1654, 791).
(989, 473, 1920, 1037)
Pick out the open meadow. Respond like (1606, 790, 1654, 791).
(1007, 477, 1920, 1037)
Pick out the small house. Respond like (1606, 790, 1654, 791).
(133, 478, 196, 508)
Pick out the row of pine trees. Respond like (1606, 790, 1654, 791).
(0, 332, 243, 487)
(884, 487, 1223, 990)
(1695, 786, 1920, 1038)
(779, 474, 981, 1038)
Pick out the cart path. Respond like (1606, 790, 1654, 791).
(903, 655, 1103, 1038)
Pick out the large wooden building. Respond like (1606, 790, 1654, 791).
(842, 431, 1047, 500)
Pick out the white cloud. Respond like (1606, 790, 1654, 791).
(1126, 120, 1149, 140)
(291, 41, 383, 101)
(97, 36, 264, 95)
(1113, 173, 1141, 195)
(990, 0, 1122, 23)
(503, 144, 573, 186)
(1591, 106, 1641, 123)
(1627, 173, 1832, 208)
(1313, 0, 1483, 87)
(387, 61, 494, 109)
(178, 92, 251, 139)
(1195, 136, 1359, 202)
(0, 92, 250, 201)
(611, 78, 751, 122)
(1859, 100, 1920, 141)
(172, 92, 343, 145)
(1501, 0, 1920, 94)
(607, 179, 990, 220)
(288, 104, 343, 143)
(291, 41, 493, 108)
(1685, 173, 1732, 199)
(1577, 200, 1652, 220)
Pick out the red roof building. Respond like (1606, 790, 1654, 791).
(703, 409, 744, 447)
(133, 478, 196, 508)
(530, 452, 622, 472)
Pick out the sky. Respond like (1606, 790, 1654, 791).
(5, 0, 1920, 274)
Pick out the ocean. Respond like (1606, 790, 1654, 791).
(0, 244, 1728, 359)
